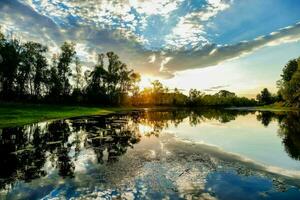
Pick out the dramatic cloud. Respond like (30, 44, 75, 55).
(161, 22, 300, 74)
(1, 0, 300, 79)
(165, 0, 232, 50)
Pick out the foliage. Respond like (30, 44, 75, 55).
(256, 88, 275, 105)
(277, 57, 300, 108)
(130, 80, 255, 107)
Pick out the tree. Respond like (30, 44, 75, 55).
(283, 69, 300, 107)
(57, 42, 76, 96)
(151, 80, 165, 105)
(256, 88, 272, 105)
(151, 80, 164, 94)
(33, 45, 48, 98)
(73, 57, 84, 90)
(188, 89, 202, 106)
(86, 53, 108, 103)
(49, 42, 76, 99)
(215, 90, 236, 98)
(277, 58, 300, 107)
(105, 52, 135, 104)
(281, 59, 298, 82)
(22, 42, 48, 98)
(129, 72, 141, 97)
(0, 38, 23, 99)
(48, 58, 61, 99)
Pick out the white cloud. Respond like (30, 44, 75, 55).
(148, 54, 156, 63)
(165, 16, 209, 50)
(20, 0, 183, 47)
(164, 0, 232, 50)
(162, 22, 300, 73)
(160, 57, 172, 72)
(129, 0, 183, 17)
(2, 0, 300, 79)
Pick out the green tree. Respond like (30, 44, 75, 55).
(256, 88, 272, 105)
(278, 58, 300, 107)
(281, 59, 298, 82)
(283, 69, 300, 107)
(215, 90, 236, 98)
(188, 89, 202, 106)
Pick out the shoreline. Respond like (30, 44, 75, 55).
(0, 103, 140, 128)
(1, 103, 299, 128)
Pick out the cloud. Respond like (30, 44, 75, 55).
(1, 0, 300, 80)
(19, 0, 184, 47)
(204, 85, 230, 92)
(160, 57, 172, 72)
(164, 0, 232, 50)
(161, 22, 300, 73)
(148, 54, 156, 63)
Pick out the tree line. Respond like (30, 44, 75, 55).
(0, 29, 141, 105)
(0, 28, 256, 106)
(0, 28, 258, 107)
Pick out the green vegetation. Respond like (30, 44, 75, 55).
(254, 104, 300, 112)
(0, 103, 133, 128)
(256, 88, 274, 105)
(256, 56, 300, 109)
(277, 58, 300, 108)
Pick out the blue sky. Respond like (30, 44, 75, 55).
(1, 0, 300, 97)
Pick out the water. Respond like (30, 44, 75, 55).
(0, 108, 300, 199)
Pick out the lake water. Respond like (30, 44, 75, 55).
(1, 108, 300, 200)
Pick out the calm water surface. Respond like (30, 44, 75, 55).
(0, 109, 300, 199)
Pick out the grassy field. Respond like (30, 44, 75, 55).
(0, 103, 135, 128)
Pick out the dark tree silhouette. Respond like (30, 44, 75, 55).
(0, 28, 257, 107)
(256, 88, 273, 105)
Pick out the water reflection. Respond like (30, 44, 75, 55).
(278, 112, 300, 161)
(0, 108, 300, 199)
(0, 115, 142, 190)
(255, 111, 300, 161)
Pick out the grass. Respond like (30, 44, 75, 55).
(254, 103, 300, 112)
(0, 103, 136, 128)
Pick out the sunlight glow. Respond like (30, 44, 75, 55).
(139, 75, 159, 89)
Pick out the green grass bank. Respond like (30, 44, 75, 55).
(0, 103, 135, 128)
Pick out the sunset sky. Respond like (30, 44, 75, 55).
(1, 0, 300, 97)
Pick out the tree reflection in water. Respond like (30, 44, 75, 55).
(0, 108, 300, 191)
(254, 110, 300, 160)
(278, 112, 300, 160)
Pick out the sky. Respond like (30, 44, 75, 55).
(1, 0, 300, 97)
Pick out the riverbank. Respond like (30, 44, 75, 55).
(254, 104, 300, 112)
(1, 103, 299, 128)
(0, 103, 137, 128)
(227, 104, 299, 112)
